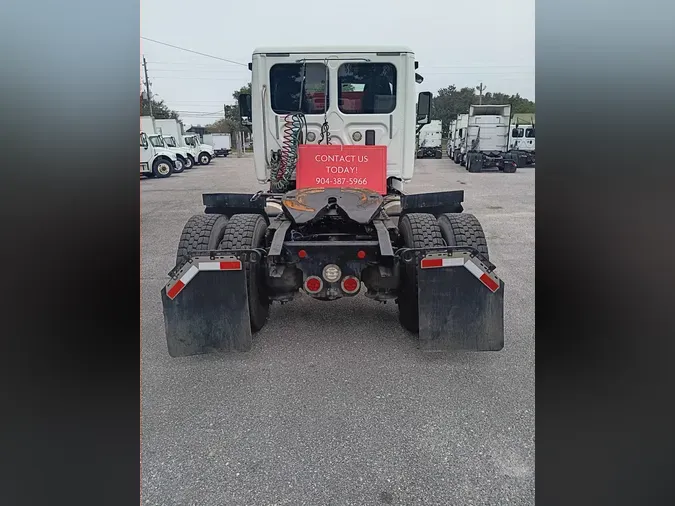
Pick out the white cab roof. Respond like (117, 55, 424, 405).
(252, 46, 414, 55)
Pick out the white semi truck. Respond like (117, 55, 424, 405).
(508, 123, 535, 167)
(463, 104, 517, 173)
(450, 114, 468, 164)
(416, 119, 443, 158)
(140, 117, 178, 178)
(202, 133, 232, 157)
(160, 45, 505, 357)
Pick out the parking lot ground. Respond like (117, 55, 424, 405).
(141, 155, 535, 506)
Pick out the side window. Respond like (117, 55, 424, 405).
(525, 128, 535, 138)
(140, 133, 148, 148)
(458, 128, 463, 138)
(270, 63, 328, 115)
(512, 128, 524, 138)
(338, 62, 396, 114)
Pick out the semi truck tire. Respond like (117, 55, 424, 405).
(183, 155, 193, 169)
(503, 161, 517, 173)
(173, 157, 185, 174)
(218, 214, 270, 332)
(437, 213, 489, 261)
(152, 157, 173, 178)
(435, 149, 442, 159)
(397, 213, 445, 333)
(186, 154, 196, 168)
(175, 214, 230, 270)
(198, 152, 212, 165)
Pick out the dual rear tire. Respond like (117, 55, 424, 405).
(174, 213, 270, 336)
(397, 212, 489, 333)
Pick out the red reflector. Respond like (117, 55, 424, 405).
(357, 250, 366, 259)
(479, 273, 499, 292)
(420, 258, 443, 269)
(166, 280, 185, 299)
(219, 260, 241, 270)
(306, 277, 321, 292)
(342, 277, 359, 293)
(298, 249, 307, 259)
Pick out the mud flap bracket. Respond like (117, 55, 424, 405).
(415, 249, 505, 351)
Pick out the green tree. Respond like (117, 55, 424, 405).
(205, 83, 251, 134)
(139, 95, 180, 119)
(431, 86, 535, 136)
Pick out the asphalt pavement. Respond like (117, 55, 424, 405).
(141, 155, 535, 506)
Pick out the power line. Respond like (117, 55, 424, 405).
(140, 37, 247, 66)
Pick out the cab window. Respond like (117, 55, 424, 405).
(525, 128, 535, 138)
(512, 128, 524, 138)
(140, 133, 148, 148)
(270, 63, 328, 115)
(338, 62, 396, 114)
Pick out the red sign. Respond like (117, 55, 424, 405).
(296, 145, 387, 194)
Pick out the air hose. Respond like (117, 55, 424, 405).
(269, 113, 306, 192)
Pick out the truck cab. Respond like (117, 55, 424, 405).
(417, 119, 443, 159)
(148, 134, 185, 173)
(140, 132, 177, 178)
(162, 135, 193, 169)
(242, 46, 422, 191)
(183, 135, 214, 165)
(508, 124, 535, 167)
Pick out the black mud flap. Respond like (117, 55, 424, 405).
(160, 255, 252, 357)
(416, 251, 504, 351)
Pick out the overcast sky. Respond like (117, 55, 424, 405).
(140, 0, 534, 128)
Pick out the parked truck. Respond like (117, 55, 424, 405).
(159, 45, 504, 357)
(508, 123, 535, 167)
(140, 131, 177, 178)
(416, 119, 443, 158)
(203, 133, 232, 157)
(451, 114, 468, 164)
(184, 134, 215, 165)
(154, 118, 209, 167)
(141, 116, 191, 172)
(463, 104, 517, 173)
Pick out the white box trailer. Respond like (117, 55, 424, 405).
(416, 119, 443, 159)
(463, 104, 517, 173)
(202, 133, 232, 157)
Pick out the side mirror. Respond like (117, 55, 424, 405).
(416, 91, 432, 125)
(238, 93, 252, 123)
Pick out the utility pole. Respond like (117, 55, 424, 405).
(476, 82, 486, 105)
(143, 55, 153, 118)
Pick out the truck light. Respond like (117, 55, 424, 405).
(298, 249, 307, 259)
(357, 250, 366, 259)
(306, 132, 316, 142)
(341, 276, 360, 294)
(305, 276, 323, 294)
(352, 131, 362, 142)
(322, 264, 341, 283)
